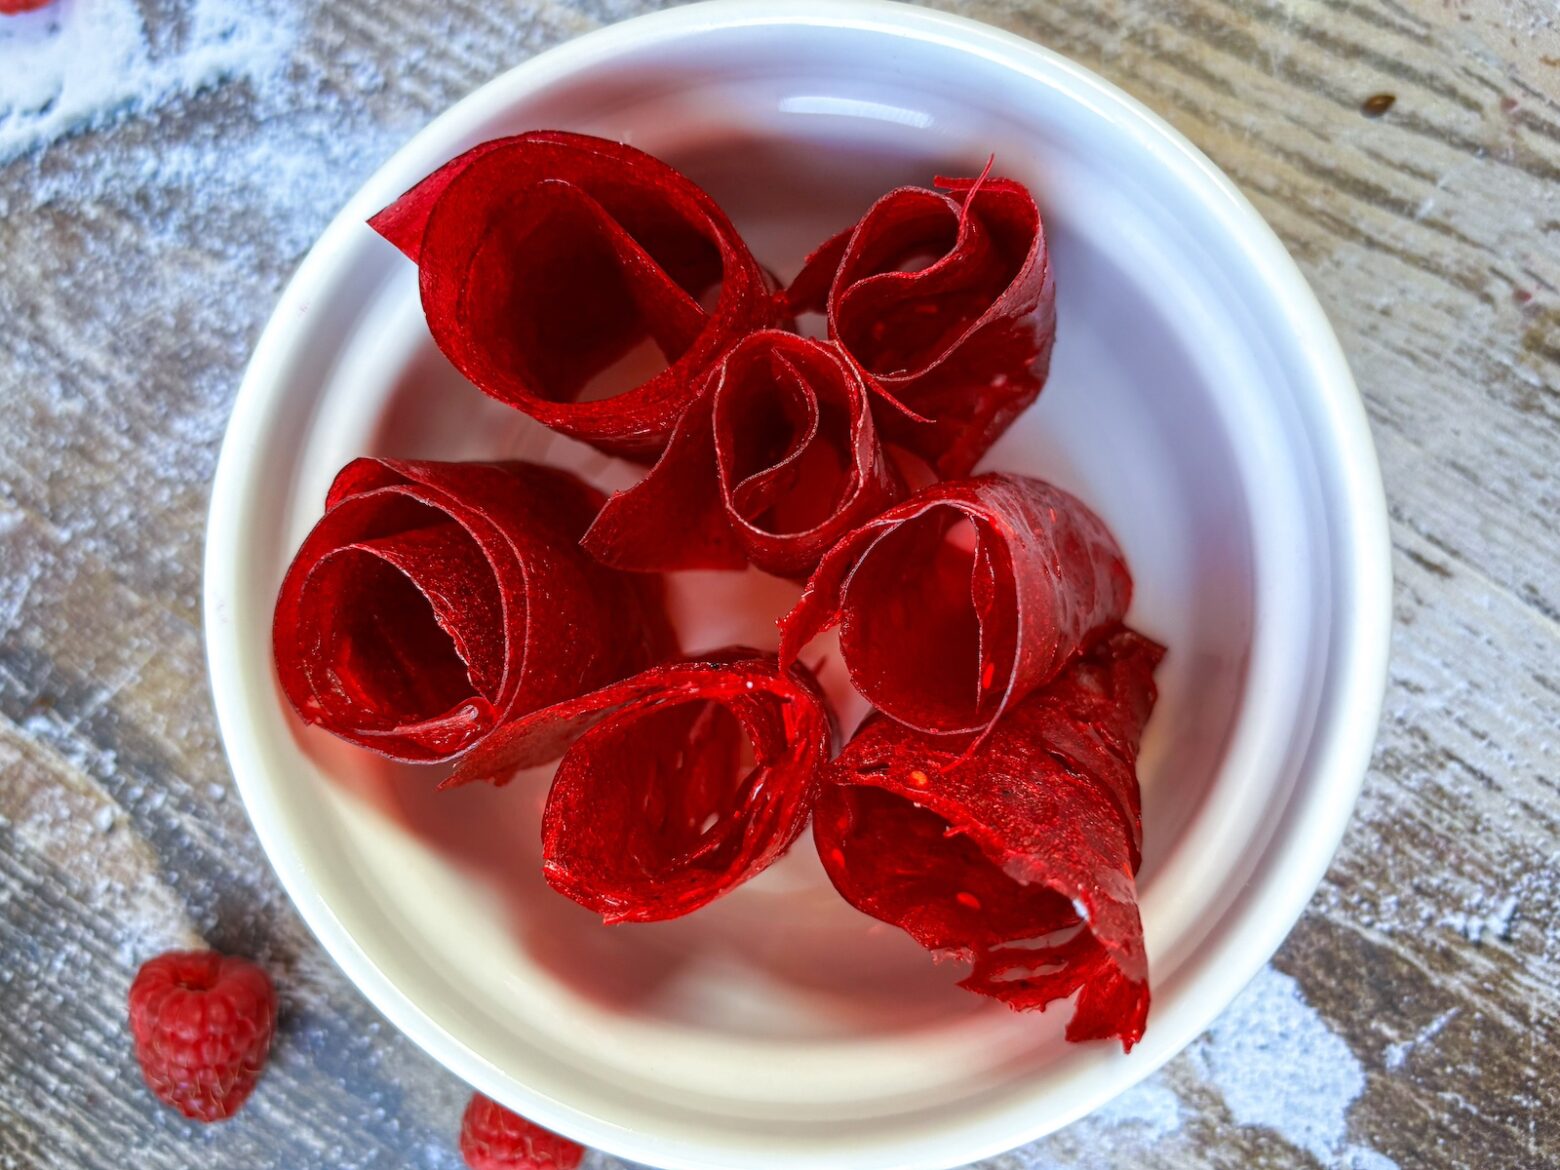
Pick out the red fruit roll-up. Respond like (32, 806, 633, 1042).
(445, 651, 834, 923)
(780, 473, 1130, 738)
(814, 628, 1164, 1050)
(273, 459, 675, 764)
(370, 131, 776, 459)
(785, 169, 1055, 479)
(584, 331, 908, 579)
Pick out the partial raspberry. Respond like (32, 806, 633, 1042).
(128, 950, 276, 1122)
(460, 1093, 585, 1170)
(0, 0, 54, 14)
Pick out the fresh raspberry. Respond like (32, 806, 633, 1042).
(0, 1, 55, 14)
(460, 1093, 585, 1170)
(128, 950, 276, 1122)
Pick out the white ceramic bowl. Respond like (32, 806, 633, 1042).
(204, 3, 1392, 1167)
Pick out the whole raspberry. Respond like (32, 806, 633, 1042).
(460, 1093, 585, 1170)
(128, 950, 276, 1122)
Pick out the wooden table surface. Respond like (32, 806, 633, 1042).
(1, 1, 1556, 1168)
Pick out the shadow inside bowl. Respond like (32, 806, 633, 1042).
(310, 729, 988, 1037)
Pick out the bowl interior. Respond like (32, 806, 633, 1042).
(210, 8, 1370, 1169)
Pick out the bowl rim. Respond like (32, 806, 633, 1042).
(203, 2, 1393, 1167)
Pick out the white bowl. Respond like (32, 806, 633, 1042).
(204, 3, 1392, 1167)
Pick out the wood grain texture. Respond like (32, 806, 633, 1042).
(0, 1, 1556, 1168)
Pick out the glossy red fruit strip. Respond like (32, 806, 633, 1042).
(785, 169, 1056, 479)
(128, 950, 277, 1122)
(369, 131, 776, 459)
(460, 1093, 584, 1170)
(584, 331, 908, 579)
(445, 650, 834, 923)
(780, 473, 1130, 738)
(814, 628, 1164, 1050)
(273, 458, 675, 763)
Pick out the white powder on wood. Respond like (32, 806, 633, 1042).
(1192, 967, 1398, 1170)
(0, 0, 290, 164)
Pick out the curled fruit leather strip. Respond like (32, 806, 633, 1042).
(780, 473, 1130, 738)
(273, 459, 676, 764)
(584, 331, 908, 579)
(814, 628, 1164, 1050)
(785, 171, 1056, 478)
(445, 651, 835, 923)
(370, 131, 776, 459)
